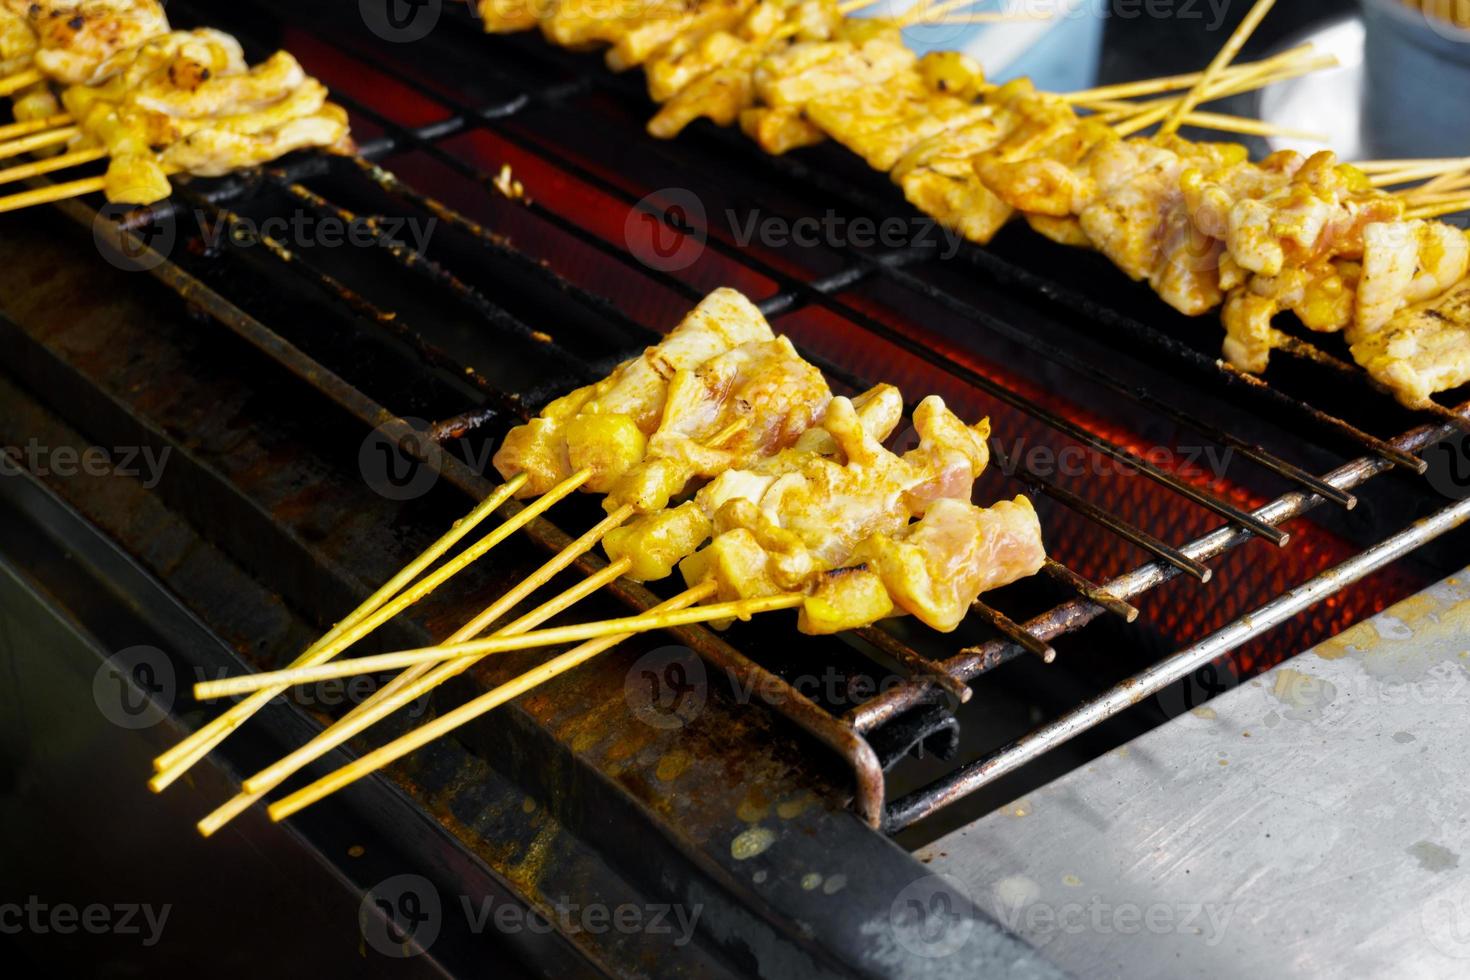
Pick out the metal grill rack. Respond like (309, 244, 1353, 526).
(29, 0, 1470, 833)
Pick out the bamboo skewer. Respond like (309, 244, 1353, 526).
(1366, 159, 1470, 188)
(195, 506, 636, 835)
(1355, 157, 1470, 174)
(198, 554, 635, 836)
(1081, 96, 1326, 141)
(0, 124, 79, 161)
(1406, 197, 1470, 220)
(1112, 52, 1335, 139)
(1158, 0, 1278, 138)
(0, 145, 107, 187)
(151, 471, 532, 786)
(1061, 43, 1313, 103)
(0, 112, 74, 143)
(1414, 172, 1470, 197)
(266, 584, 718, 822)
(194, 591, 806, 699)
(0, 68, 42, 97)
(195, 423, 753, 827)
(0, 174, 107, 213)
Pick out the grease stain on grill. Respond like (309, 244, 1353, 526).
(736, 790, 771, 823)
(775, 792, 816, 820)
(731, 826, 776, 861)
(654, 749, 692, 783)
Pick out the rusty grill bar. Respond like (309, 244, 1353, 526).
(20, 0, 1469, 835)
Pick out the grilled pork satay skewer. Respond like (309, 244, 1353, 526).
(267, 501, 1043, 820)
(197, 387, 1046, 697)
(190, 292, 836, 822)
(196, 411, 764, 832)
(0, 27, 353, 212)
(0, 1, 169, 83)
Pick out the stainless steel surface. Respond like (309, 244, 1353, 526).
(918, 567, 1470, 978)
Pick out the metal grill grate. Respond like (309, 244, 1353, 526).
(35, 0, 1470, 832)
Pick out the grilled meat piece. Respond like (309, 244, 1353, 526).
(62, 30, 351, 203)
(493, 288, 779, 496)
(851, 496, 1045, 632)
(1352, 280, 1470, 408)
(6, 0, 169, 85)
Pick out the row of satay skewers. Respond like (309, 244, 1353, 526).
(2, 2, 1468, 410)
(470, 0, 1470, 410)
(0, 0, 352, 211)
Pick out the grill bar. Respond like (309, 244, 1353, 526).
(884, 492, 1470, 830)
(1041, 559, 1139, 623)
(273, 176, 595, 380)
(970, 601, 1056, 663)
